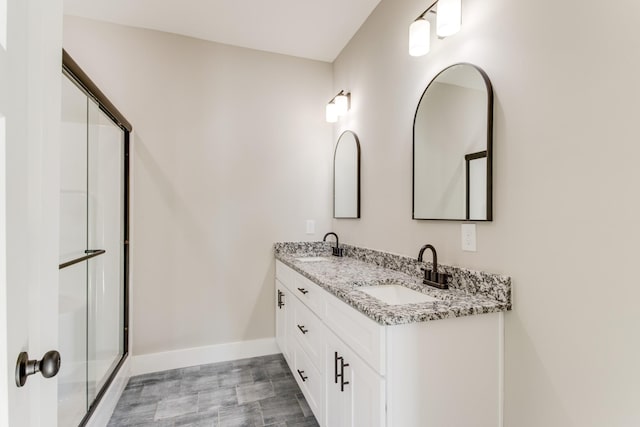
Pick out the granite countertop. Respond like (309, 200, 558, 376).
(274, 242, 511, 326)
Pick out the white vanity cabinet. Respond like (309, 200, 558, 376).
(275, 260, 503, 427)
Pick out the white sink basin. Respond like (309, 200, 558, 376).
(295, 256, 330, 263)
(359, 285, 440, 305)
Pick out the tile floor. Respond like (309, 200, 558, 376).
(108, 353, 319, 426)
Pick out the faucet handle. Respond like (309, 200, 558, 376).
(420, 267, 434, 281)
(435, 272, 451, 285)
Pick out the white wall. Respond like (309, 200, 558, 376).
(332, 0, 640, 425)
(63, 17, 334, 356)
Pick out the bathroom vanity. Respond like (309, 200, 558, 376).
(274, 242, 511, 427)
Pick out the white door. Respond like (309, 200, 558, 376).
(0, 0, 63, 425)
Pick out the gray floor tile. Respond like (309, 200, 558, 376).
(270, 377, 299, 397)
(263, 359, 289, 378)
(181, 373, 221, 394)
(109, 418, 174, 427)
(200, 360, 235, 376)
(295, 393, 313, 418)
(198, 386, 238, 411)
(232, 357, 263, 368)
(259, 395, 304, 425)
(155, 394, 198, 420)
(236, 381, 275, 404)
(110, 400, 157, 423)
(218, 368, 254, 388)
(108, 354, 317, 427)
(179, 365, 202, 376)
(172, 409, 219, 426)
(250, 366, 269, 382)
(127, 372, 169, 387)
(218, 402, 264, 427)
(141, 379, 181, 398)
(285, 417, 320, 427)
(116, 384, 143, 404)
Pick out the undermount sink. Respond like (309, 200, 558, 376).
(359, 285, 440, 305)
(295, 256, 331, 262)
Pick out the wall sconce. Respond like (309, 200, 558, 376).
(326, 90, 351, 123)
(409, 0, 461, 57)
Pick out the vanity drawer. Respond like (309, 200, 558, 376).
(324, 291, 386, 376)
(292, 297, 324, 371)
(293, 274, 325, 315)
(293, 344, 324, 426)
(277, 261, 325, 315)
(275, 260, 295, 289)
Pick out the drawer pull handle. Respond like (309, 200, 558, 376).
(335, 351, 350, 392)
(297, 288, 309, 295)
(277, 290, 285, 309)
(297, 369, 308, 382)
(297, 324, 308, 334)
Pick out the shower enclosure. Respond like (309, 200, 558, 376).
(59, 51, 130, 426)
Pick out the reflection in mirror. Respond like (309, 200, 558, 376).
(413, 63, 493, 221)
(334, 130, 360, 218)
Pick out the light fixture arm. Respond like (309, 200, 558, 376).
(415, 0, 439, 21)
(329, 90, 348, 104)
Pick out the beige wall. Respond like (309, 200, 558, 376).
(332, 0, 640, 425)
(63, 17, 334, 355)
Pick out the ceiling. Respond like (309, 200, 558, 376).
(63, 0, 382, 62)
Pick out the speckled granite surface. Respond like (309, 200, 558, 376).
(274, 241, 511, 326)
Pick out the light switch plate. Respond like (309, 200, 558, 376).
(306, 220, 315, 235)
(461, 223, 477, 252)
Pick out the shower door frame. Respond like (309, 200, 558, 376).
(61, 49, 130, 426)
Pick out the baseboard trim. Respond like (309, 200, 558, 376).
(86, 356, 131, 427)
(131, 337, 280, 376)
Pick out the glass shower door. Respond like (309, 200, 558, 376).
(59, 71, 127, 426)
(59, 75, 89, 427)
(86, 98, 125, 404)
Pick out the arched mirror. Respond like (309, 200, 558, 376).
(334, 130, 360, 219)
(413, 63, 493, 221)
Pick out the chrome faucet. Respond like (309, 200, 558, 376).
(417, 244, 450, 289)
(323, 232, 344, 257)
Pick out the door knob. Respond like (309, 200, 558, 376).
(15, 350, 61, 387)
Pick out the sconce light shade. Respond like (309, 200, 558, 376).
(436, 0, 461, 37)
(335, 93, 349, 116)
(409, 18, 430, 57)
(326, 102, 338, 123)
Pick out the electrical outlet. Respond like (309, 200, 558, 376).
(306, 220, 315, 235)
(461, 223, 477, 252)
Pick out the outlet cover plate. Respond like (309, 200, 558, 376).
(306, 220, 315, 235)
(461, 223, 477, 252)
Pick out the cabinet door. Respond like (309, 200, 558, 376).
(275, 279, 290, 361)
(325, 329, 385, 427)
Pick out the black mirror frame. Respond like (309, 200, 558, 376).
(412, 62, 494, 221)
(333, 130, 361, 219)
